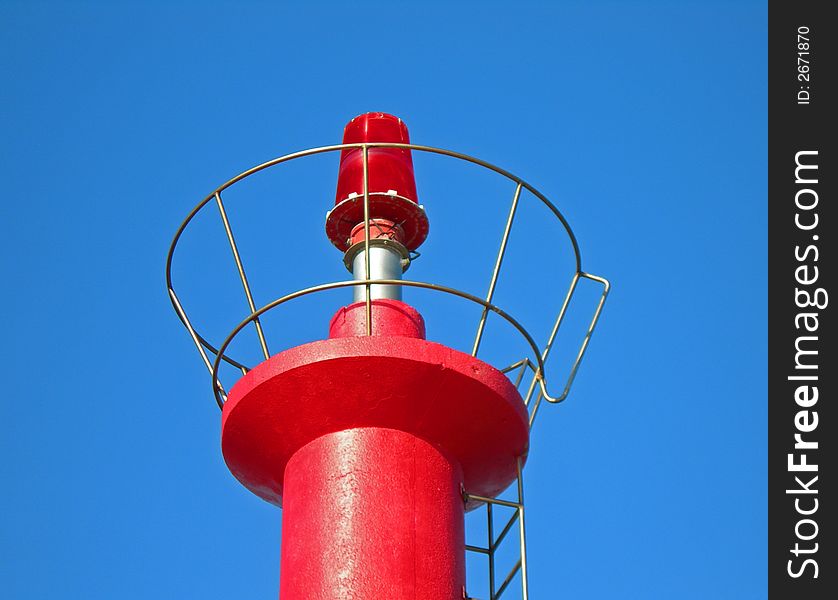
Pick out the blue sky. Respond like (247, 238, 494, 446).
(1, 1, 766, 598)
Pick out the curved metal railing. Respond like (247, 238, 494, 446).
(166, 142, 610, 418)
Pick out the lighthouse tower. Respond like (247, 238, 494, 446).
(166, 112, 609, 599)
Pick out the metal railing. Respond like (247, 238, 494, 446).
(166, 142, 609, 409)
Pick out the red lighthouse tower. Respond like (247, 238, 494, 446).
(167, 113, 609, 599)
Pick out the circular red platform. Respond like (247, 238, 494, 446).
(221, 335, 529, 509)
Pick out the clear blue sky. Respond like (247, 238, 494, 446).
(1, 1, 766, 598)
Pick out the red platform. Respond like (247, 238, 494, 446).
(221, 333, 530, 509)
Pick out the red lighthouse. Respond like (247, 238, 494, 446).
(167, 112, 609, 599)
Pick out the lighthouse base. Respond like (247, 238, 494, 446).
(280, 427, 465, 600)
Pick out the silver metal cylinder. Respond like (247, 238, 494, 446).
(352, 245, 404, 302)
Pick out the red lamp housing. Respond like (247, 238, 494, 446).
(326, 112, 429, 251)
